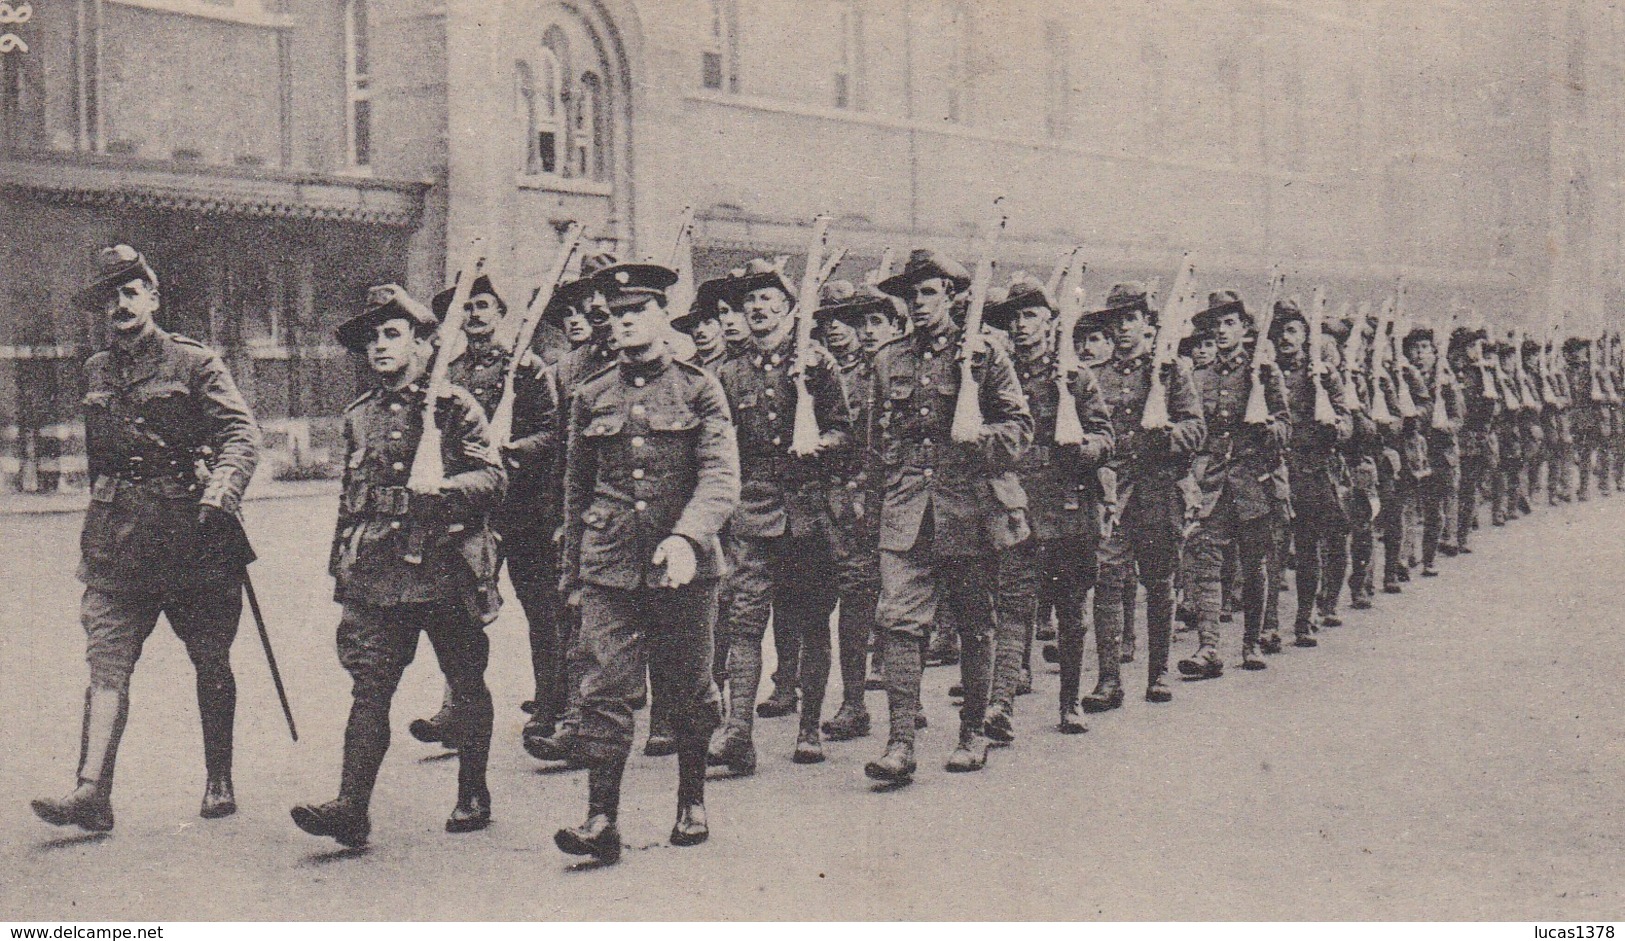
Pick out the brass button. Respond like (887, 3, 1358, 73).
(634, 500, 648, 511)
(634, 376, 646, 387)
(632, 404, 646, 417)
(133, 416, 145, 425)
(389, 431, 402, 440)
(632, 436, 645, 448)
(921, 376, 932, 386)
(632, 469, 645, 479)
(924, 351, 934, 361)
(919, 407, 930, 417)
(773, 436, 782, 446)
(765, 388, 776, 398)
(389, 402, 403, 413)
(392, 461, 405, 471)
(846, 480, 858, 490)
(389, 521, 402, 530)
(768, 411, 778, 421)
(923, 468, 934, 478)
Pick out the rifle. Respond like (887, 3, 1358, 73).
(1141, 252, 1197, 430)
(408, 243, 486, 493)
(1598, 332, 1621, 403)
(950, 203, 1010, 444)
(1391, 280, 1419, 419)
(488, 223, 583, 448)
(789, 216, 833, 457)
(1047, 245, 1082, 300)
(1243, 267, 1285, 424)
(1369, 297, 1397, 424)
(1429, 307, 1454, 432)
(1052, 259, 1090, 446)
(1342, 301, 1367, 412)
(1309, 285, 1337, 424)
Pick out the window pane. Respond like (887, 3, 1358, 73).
(353, 99, 371, 166)
(538, 131, 556, 173)
(351, 0, 369, 77)
(702, 52, 723, 90)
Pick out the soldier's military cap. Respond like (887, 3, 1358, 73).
(1088, 281, 1158, 326)
(878, 249, 972, 298)
(593, 262, 680, 311)
(983, 273, 1057, 331)
(337, 284, 439, 349)
(431, 274, 505, 322)
(733, 257, 798, 304)
(1324, 315, 1355, 344)
(814, 279, 895, 329)
(544, 252, 620, 325)
(1192, 289, 1250, 330)
(1448, 324, 1487, 356)
(1522, 335, 1543, 355)
(1266, 297, 1308, 343)
(1563, 336, 1591, 354)
(76, 244, 159, 309)
(1402, 325, 1436, 350)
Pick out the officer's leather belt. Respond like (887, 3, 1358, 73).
(107, 465, 193, 485)
(363, 485, 413, 516)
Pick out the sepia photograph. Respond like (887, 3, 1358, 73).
(0, 0, 1621, 926)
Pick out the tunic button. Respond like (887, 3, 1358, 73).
(632, 404, 646, 417)
(922, 437, 932, 446)
(133, 416, 145, 425)
(921, 376, 932, 386)
(847, 480, 858, 490)
(632, 436, 645, 448)
(765, 388, 776, 398)
(634, 500, 648, 511)
(392, 461, 405, 471)
(923, 468, 934, 478)
(768, 412, 778, 421)
(633, 469, 645, 479)
(634, 376, 646, 387)
(919, 407, 930, 417)
(924, 351, 934, 361)
(389, 521, 402, 530)
(389, 431, 402, 440)
(389, 403, 403, 413)
(772, 436, 782, 446)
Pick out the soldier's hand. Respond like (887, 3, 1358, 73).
(409, 477, 444, 498)
(652, 535, 698, 589)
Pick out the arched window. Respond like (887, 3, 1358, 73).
(702, 0, 738, 92)
(575, 72, 602, 179)
(518, 47, 563, 175)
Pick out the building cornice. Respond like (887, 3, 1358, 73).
(0, 152, 431, 228)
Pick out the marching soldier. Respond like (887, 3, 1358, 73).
(812, 281, 892, 742)
(1330, 315, 1383, 612)
(1088, 283, 1203, 709)
(709, 258, 851, 771)
(33, 245, 261, 833)
(1446, 326, 1499, 554)
(1379, 327, 1431, 594)
(523, 252, 622, 764)
(1488, 336, 1525, 527)
(864, 250, 1033, 781)
(1180, 290, 1290, 676)
(1402, 324, 1462, 578)
(1269, 299, 1352, 644)
(983, 275, 1113, 739)
(1545, 338, 1575, 504)
(291, 285, 505, 847)
(1564, 337, 1605, 501)
(676, 275, 738, 371)
(554, 262, 739, 863)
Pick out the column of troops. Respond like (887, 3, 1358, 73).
(32, 238, 1625, 867)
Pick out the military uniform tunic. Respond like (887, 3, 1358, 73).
(560, 349, 740, 762)
(78, 327, 260, 691)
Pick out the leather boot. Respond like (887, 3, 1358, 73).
(644, 707, 678, 757)
(1294, 617, 1319, 648)
(556, 760, 623, 864)
(792, 724, 825, 765)
(293, 693, 389, 847)
(1177, 644, 1223, 679)
(706, 727, 757, 776)
(1058, 703, 1087, 734)
(447, 691, 493, 833)
(956, 629, 994, 744)
(525, 724, 585, 766)
(1144, 577, 1175, 703)
(864, 634, 920, 783)
(671, 737, 709, 847)
(1241, 643, 1267, 670)
(197, 664, 237, 819)
(821, 701, 871, 741)
(983, 700, 1015, 744)
(409, 685, 456, 746)
(290, 799, 370, 848)
(724, 632, 763, 738)
(32, 686, 125, 833)
(944, 724, 990, 773)
(756, 684, 799, 718)
(1081, 611, 1124, 712)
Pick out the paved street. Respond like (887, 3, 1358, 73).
(2, 493, 1621, 921)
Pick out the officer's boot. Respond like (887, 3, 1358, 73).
(758, 622, 801, 719)
(1143, 578, 1174, 703)
(555, 758, 624, 864)
(644, 703, 679, 757)
(447, 690, 493, 833)
(1120, 577, 1139, 662)
(196, 662, 238, 819)
(291, 696, 386, 848)
(32, 686, 126, 833)
(1290, 553, 1319, 653)
(409, 683, 457, 747)
(708, 634, 759, 775)
(946, 630, 993, 773)
(1177, 575, 1225, 679)
(1318, 535, 1348, 626)
(671, 736, 709, 847)
(864, 634, 920, 783)
(793, 681, 827, 765)
(825, 597, 873, 740)
(1080, 604, 1124, 713)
